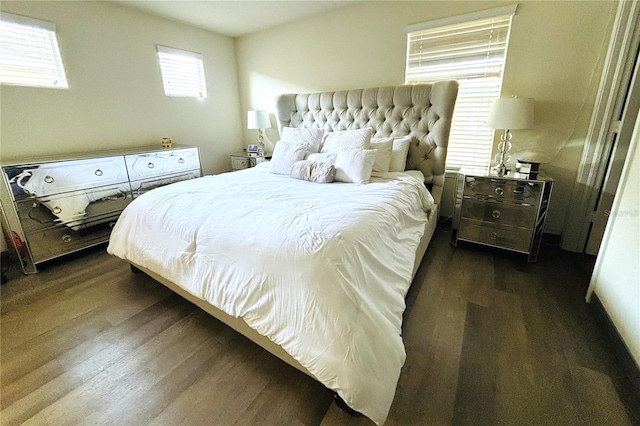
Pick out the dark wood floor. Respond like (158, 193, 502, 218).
(1, 224, 638, 425)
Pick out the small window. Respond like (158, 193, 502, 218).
(0, 13, 68, 89)
(157, 45, 207, 98)
(406, 5, 516, 173)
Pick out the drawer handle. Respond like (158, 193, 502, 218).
(178, 158, 185, 164)
(62, 234, 72, 243)
(52, 206, 62, 214)
(492, 210, 501, 219)
(495, 186, 504, 196)
(44, 175, 54, 184)
(490, 232, 498, 240)
(95, 169, 103, 176)
(147, 162, 155, 169)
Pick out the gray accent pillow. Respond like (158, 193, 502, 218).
(289, 160, 336, 183)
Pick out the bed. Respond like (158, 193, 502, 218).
(107, 82, 458, 424)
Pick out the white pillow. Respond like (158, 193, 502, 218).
(334, 148, 377, 184)
(280, 127, 324, 154)
(320, 128, 373, 154)
(369, 137, 393, 173)
(306, 152, 337, 165)
(388, 135, 412, 172)
(269, 140, 308, 175)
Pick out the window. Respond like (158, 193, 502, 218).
(157, 45, 207, 98)
(406, 5, 516, 173)
(0, 13, 68, 89)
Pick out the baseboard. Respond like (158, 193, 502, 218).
(590, 293, 640, 396)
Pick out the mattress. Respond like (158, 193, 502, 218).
(107, 163, 434, 424)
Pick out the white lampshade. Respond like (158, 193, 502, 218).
(247, 110, 272, 130)
(486, 97, 534, 130)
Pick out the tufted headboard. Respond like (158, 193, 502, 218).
(275, 82, 458, 204)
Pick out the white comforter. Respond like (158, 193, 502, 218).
(107, 164, 433, 424)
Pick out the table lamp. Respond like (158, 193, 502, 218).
(247, 110, 272, 158)
(486, 97, 534, 177)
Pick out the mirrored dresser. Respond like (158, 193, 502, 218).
(0, 145, 201, 273)
(450, 169, 553, 262)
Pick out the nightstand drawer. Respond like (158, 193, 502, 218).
(231, 157, 251, 170)
(458, 219, 533, 253)
(464, 176, 542, 205)
(460, 199, 537, 229)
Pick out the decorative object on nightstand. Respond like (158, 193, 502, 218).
(487, 97, 534, 177)
(451, 169, 553, 262)
(514, 159, 540, 179)
(247, 110, 272, 159)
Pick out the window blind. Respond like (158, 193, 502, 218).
(0, 13, 68, 89)
(157, 45, 207, 98)
(406, 8, 515, 173)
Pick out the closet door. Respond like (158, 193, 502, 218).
(586, 47, 640, 255)
(562, 0, 640, 254)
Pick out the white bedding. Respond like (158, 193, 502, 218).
(107, 163, 433, 424)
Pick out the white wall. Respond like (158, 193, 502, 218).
(588, 109, 640, 368)
(0, 1, 242, 175)
(236, 0, 616, 235)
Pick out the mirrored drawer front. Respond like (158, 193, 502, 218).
(16, 189, 131, 233)
(3, 156, 129, 202)
(231, 157, 251, 170)
(130, 170, 201, 197)
(464, 177, 542, 205)
(15, 184, 131, 232)
(125, 148, 200, 181)
(461, 199, 537, 229)
(26, 223, 113, 264)
(458, 219, 533, 253)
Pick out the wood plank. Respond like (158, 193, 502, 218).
(392, 230, 494, 425)
(2, 294, 193, 425)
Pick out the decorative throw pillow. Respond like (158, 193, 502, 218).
(269, 140, 308, 175)
(387, 135, 412, 172)
(369, 137, 393, 173)
(320, 128, 373, 154)
(306, 152, 337, 165)
(280, 127, 324, 154)
(334, 148, 377, 184)
(289, 160, 336, 183)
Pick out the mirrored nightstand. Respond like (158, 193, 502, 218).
(230, 153, 271, 171)
(450, 169, 553, 262)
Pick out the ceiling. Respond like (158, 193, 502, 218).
(112, 1, 356, 38)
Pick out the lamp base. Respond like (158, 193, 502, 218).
(491, 129, 512, 177)
(491, 163, 511, 177)
(256, 130, 265, 158)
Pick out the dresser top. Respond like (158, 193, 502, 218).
(1, 144, 197, 167)
(457, 168, 553, 183)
